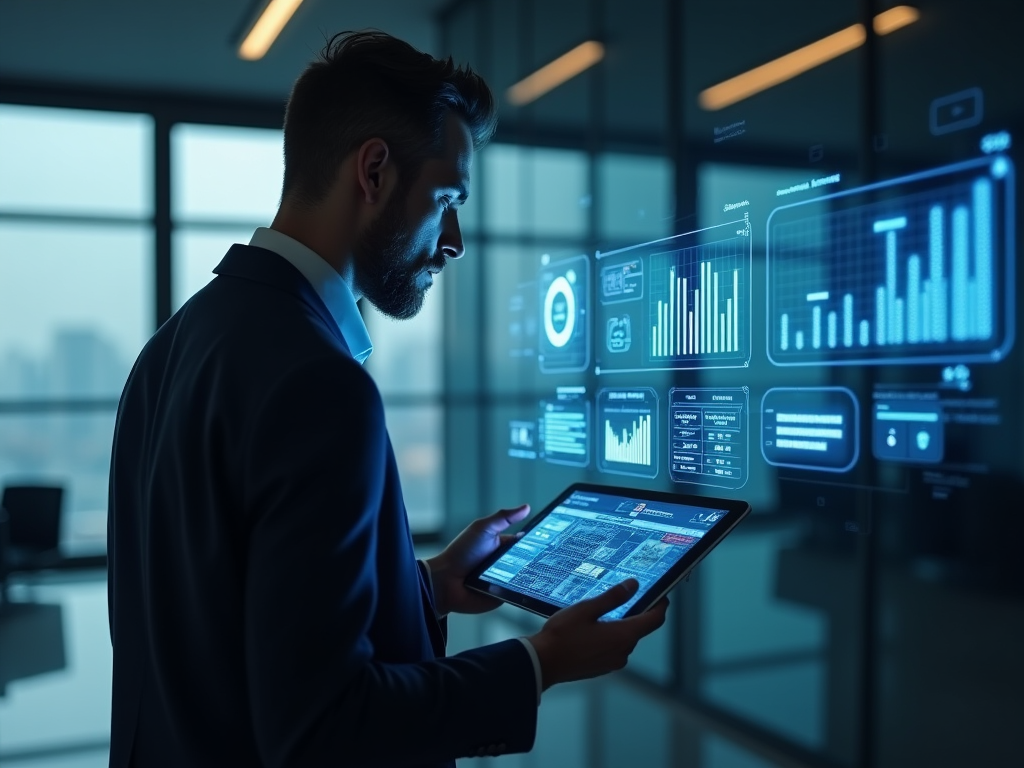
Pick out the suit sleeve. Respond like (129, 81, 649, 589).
(241, 356, 537, 767)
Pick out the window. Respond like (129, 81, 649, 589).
(0, 105, 154, 550)
(170, 123, 284, 308)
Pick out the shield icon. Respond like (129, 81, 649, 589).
(916, 430, 931, 451)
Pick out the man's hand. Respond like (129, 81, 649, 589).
(527, 579, 669, 690)
(425, 505, 530, 616)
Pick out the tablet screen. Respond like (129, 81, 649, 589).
(477, 487, 734, 619)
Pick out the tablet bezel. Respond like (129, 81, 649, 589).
(464, 482, 751, 619)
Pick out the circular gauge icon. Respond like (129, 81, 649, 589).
(543, 274, 576, 348)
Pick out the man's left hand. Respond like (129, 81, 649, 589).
(425, 505, 530, 616)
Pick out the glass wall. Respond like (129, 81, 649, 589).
(439, 1, 1024, 767)
(0, 104, 152, 761)
(0, 105, 154, 557)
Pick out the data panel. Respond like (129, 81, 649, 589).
(766, 157, 1015, 366)
(596, 219, 752, 374)
(597, 387, 659, 478)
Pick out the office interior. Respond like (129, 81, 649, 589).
(1, 0, 1022, 766)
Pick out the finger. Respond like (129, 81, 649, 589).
(574, 578, 639, 619)
(479, 504, 530, 535)
(497, 531, 526, 547)
(619, 597, 669, 635)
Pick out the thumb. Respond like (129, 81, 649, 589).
(576, 578, 639, 619)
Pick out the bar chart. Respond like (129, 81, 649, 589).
(604, 412, 651, 466)
(598, 388, 658, 478)
(594, 220, 752, 374)
(767, 156, 1013, 366)
(648, 236, 749, 365)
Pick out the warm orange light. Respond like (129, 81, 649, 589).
(699, 6, 919, 111)
(507, 41, 605, 106)
(238, 0, 305, 61)
(699, 25, 866, 111)
(874, 5, 920, 35)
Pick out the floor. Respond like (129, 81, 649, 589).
(0, 569, 787, 768)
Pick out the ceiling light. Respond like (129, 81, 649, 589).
(699, 6, 919, 111)
(873, 5, 920, 35)
(238, 0, 306, 61)
(507, 41, 605, 107)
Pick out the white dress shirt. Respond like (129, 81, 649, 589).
(249, 227, 373, 363)
(247, 227, 544, 701)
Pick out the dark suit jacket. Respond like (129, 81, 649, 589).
(108, 244, 537, 767)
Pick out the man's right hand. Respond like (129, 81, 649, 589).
(526, 579, 669, 690)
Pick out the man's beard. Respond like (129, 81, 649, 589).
(354, 185, 438, 320)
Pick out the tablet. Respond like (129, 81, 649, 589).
(465, 483, 751, 620)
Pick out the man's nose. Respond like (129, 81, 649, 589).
(440, 210, 465, 260)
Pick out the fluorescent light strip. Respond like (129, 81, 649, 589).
(238, 0, 305, 61)
(873, 5, 920, 35)
(507, 41, 605, 106)
(699, 5, 919, 111)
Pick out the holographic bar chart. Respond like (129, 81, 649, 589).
(651, 262, 740, 357)
(649, 237, 748, 364)
(767, 156, 1014, 366)
(604, 412, 651, 466)
(594, 220, 752, 375)
(598, 388, 658, 478)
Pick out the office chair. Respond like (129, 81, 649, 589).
(0, 485, 64, 573)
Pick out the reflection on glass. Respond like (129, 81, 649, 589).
(0, 580, 112, 753)
(699, 528, 827, 750)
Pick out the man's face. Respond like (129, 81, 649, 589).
(354, 116, 473, 320)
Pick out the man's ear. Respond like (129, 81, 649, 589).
(356, 138, 393, 204)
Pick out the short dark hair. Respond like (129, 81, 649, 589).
(281, 30, 498, 207)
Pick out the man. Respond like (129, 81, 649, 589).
(108, 30, 667, 767)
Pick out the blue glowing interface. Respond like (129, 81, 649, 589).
(595, 219, 752, 374)
(539, 387, 590, 467)
(670, 388, 748, 489)
(499, 148, 1016, 488)
(479, 490, 729, 619)
(761, 388, 860, 473)
(598, 388, 659, 479)
(766, 157, 1014, 366)
(538, 255, 590, 373)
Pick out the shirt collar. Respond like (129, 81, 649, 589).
(249, 227, 373, 364)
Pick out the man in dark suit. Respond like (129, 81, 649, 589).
(108, 30, 667, 767)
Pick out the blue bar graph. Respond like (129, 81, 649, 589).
(594, 219, 752, 374)
(766, 157, 1014, 366)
